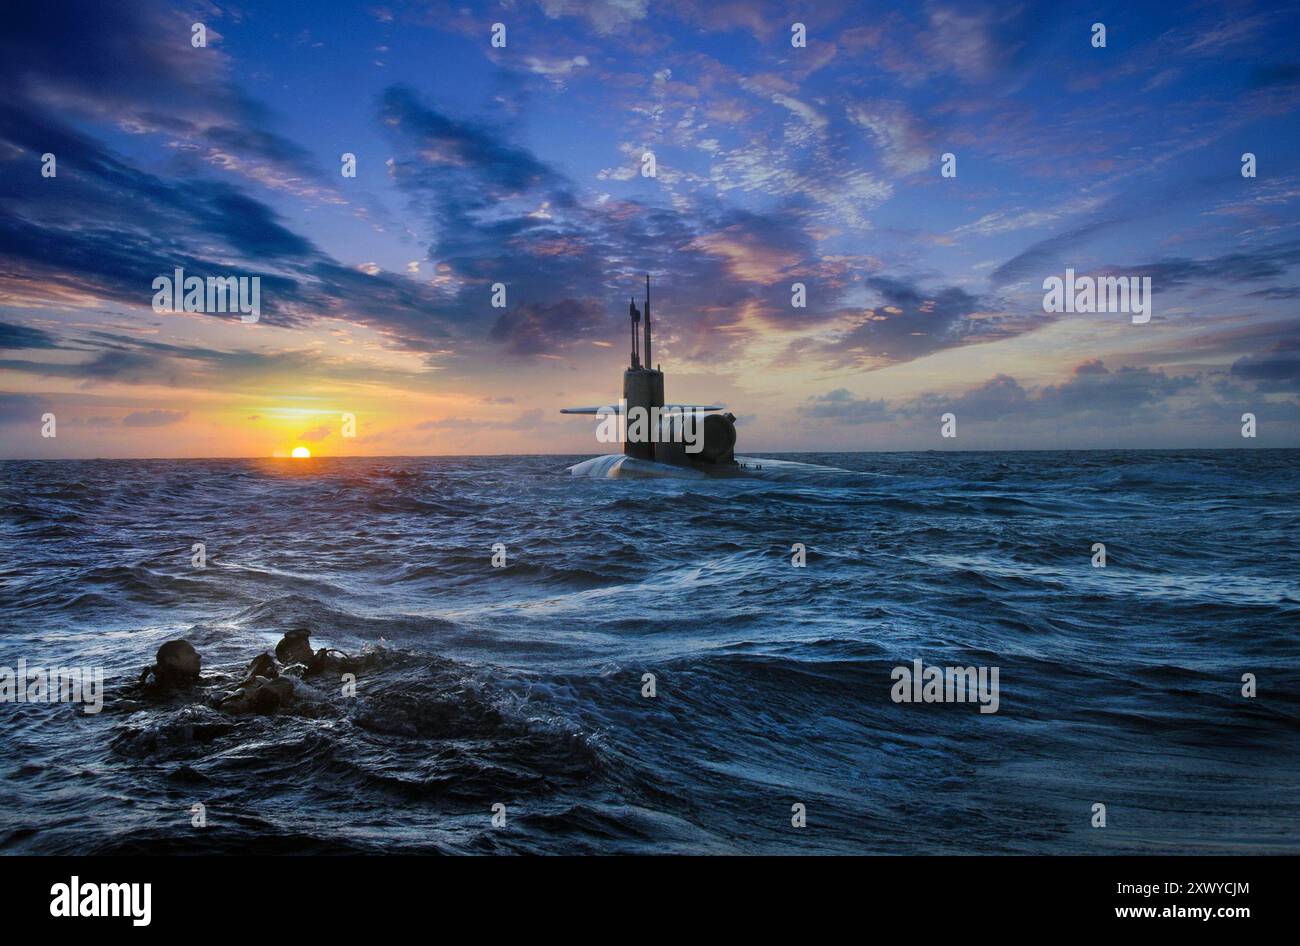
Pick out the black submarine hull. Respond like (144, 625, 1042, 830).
(567, 454, 773, 478)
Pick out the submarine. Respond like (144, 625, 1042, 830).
(561, 277, 761, 478)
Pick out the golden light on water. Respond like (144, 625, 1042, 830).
(291, 446, 311, 459)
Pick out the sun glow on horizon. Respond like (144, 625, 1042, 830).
(290, 446, 311, 458)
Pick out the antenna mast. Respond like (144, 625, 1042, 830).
(644, 274, 652, 370)
(629, 296, 641, 369)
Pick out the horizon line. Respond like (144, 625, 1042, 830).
(1, 445, 1295, 462)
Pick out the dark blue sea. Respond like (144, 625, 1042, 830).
(2, 450, 1298, 854)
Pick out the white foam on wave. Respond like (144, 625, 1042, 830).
(567, 453, 707, 478)
(565, 453, 875, 479)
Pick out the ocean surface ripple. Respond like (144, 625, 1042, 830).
(1, 450, 1297, 854)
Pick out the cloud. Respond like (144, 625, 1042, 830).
(847, 103, 933, 175)
(0, 9, 466, 355)
(415, 416, 479, 431)
(986, 176, 1233, 287)
(0, 330, 435, 392)
(918, 5, 1030, 83)
(122, 409, 188, 427)
(661, 0, 782, 41)
(1230, 339, 1300, 392)
(689, 209, 809, 283)
(414, 408, 545, 432)
(911, 361, 1199, 422)
(379, 85, 854, 361)
(0, 322, 62, 350)
(1126, 241, 1300, 293)
(523, 54, 590, 87)
(996, 237, 1300, 301)
(802, 389, 892, 422)
(4, 0, 1297, 458)
(381, 85, 568, 198)
(496, 407, 545, 430)
(0, 391, 47, 425)
(798, 275, 1017, 368)
(488, 299, 612, 357)
(67, 415, 116, 429)
(1, 1, 341, 201)
(705, 141, 892, 231)
(857, 3, 1050, 87)
(989, 215, 1130, 287)
(1247, 286, 1300, 299)
(800, 360, 1209, 430)
(0, 98, 452, 351)
(538, 0, 648, 34)
(953, 195, 1108, 238)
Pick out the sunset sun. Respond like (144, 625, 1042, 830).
(290, 447, 311, 459)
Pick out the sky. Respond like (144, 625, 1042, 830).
(1, 0, 1298, 459)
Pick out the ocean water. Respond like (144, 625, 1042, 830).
(1, 450, 1297, 855)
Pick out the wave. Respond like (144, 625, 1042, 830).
(3, 451, 1298, 854)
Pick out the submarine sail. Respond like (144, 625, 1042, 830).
(560, 277, 739, 475)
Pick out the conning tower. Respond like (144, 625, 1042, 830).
(560, 277, 737, 472)
(623, 275, 663, 460)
